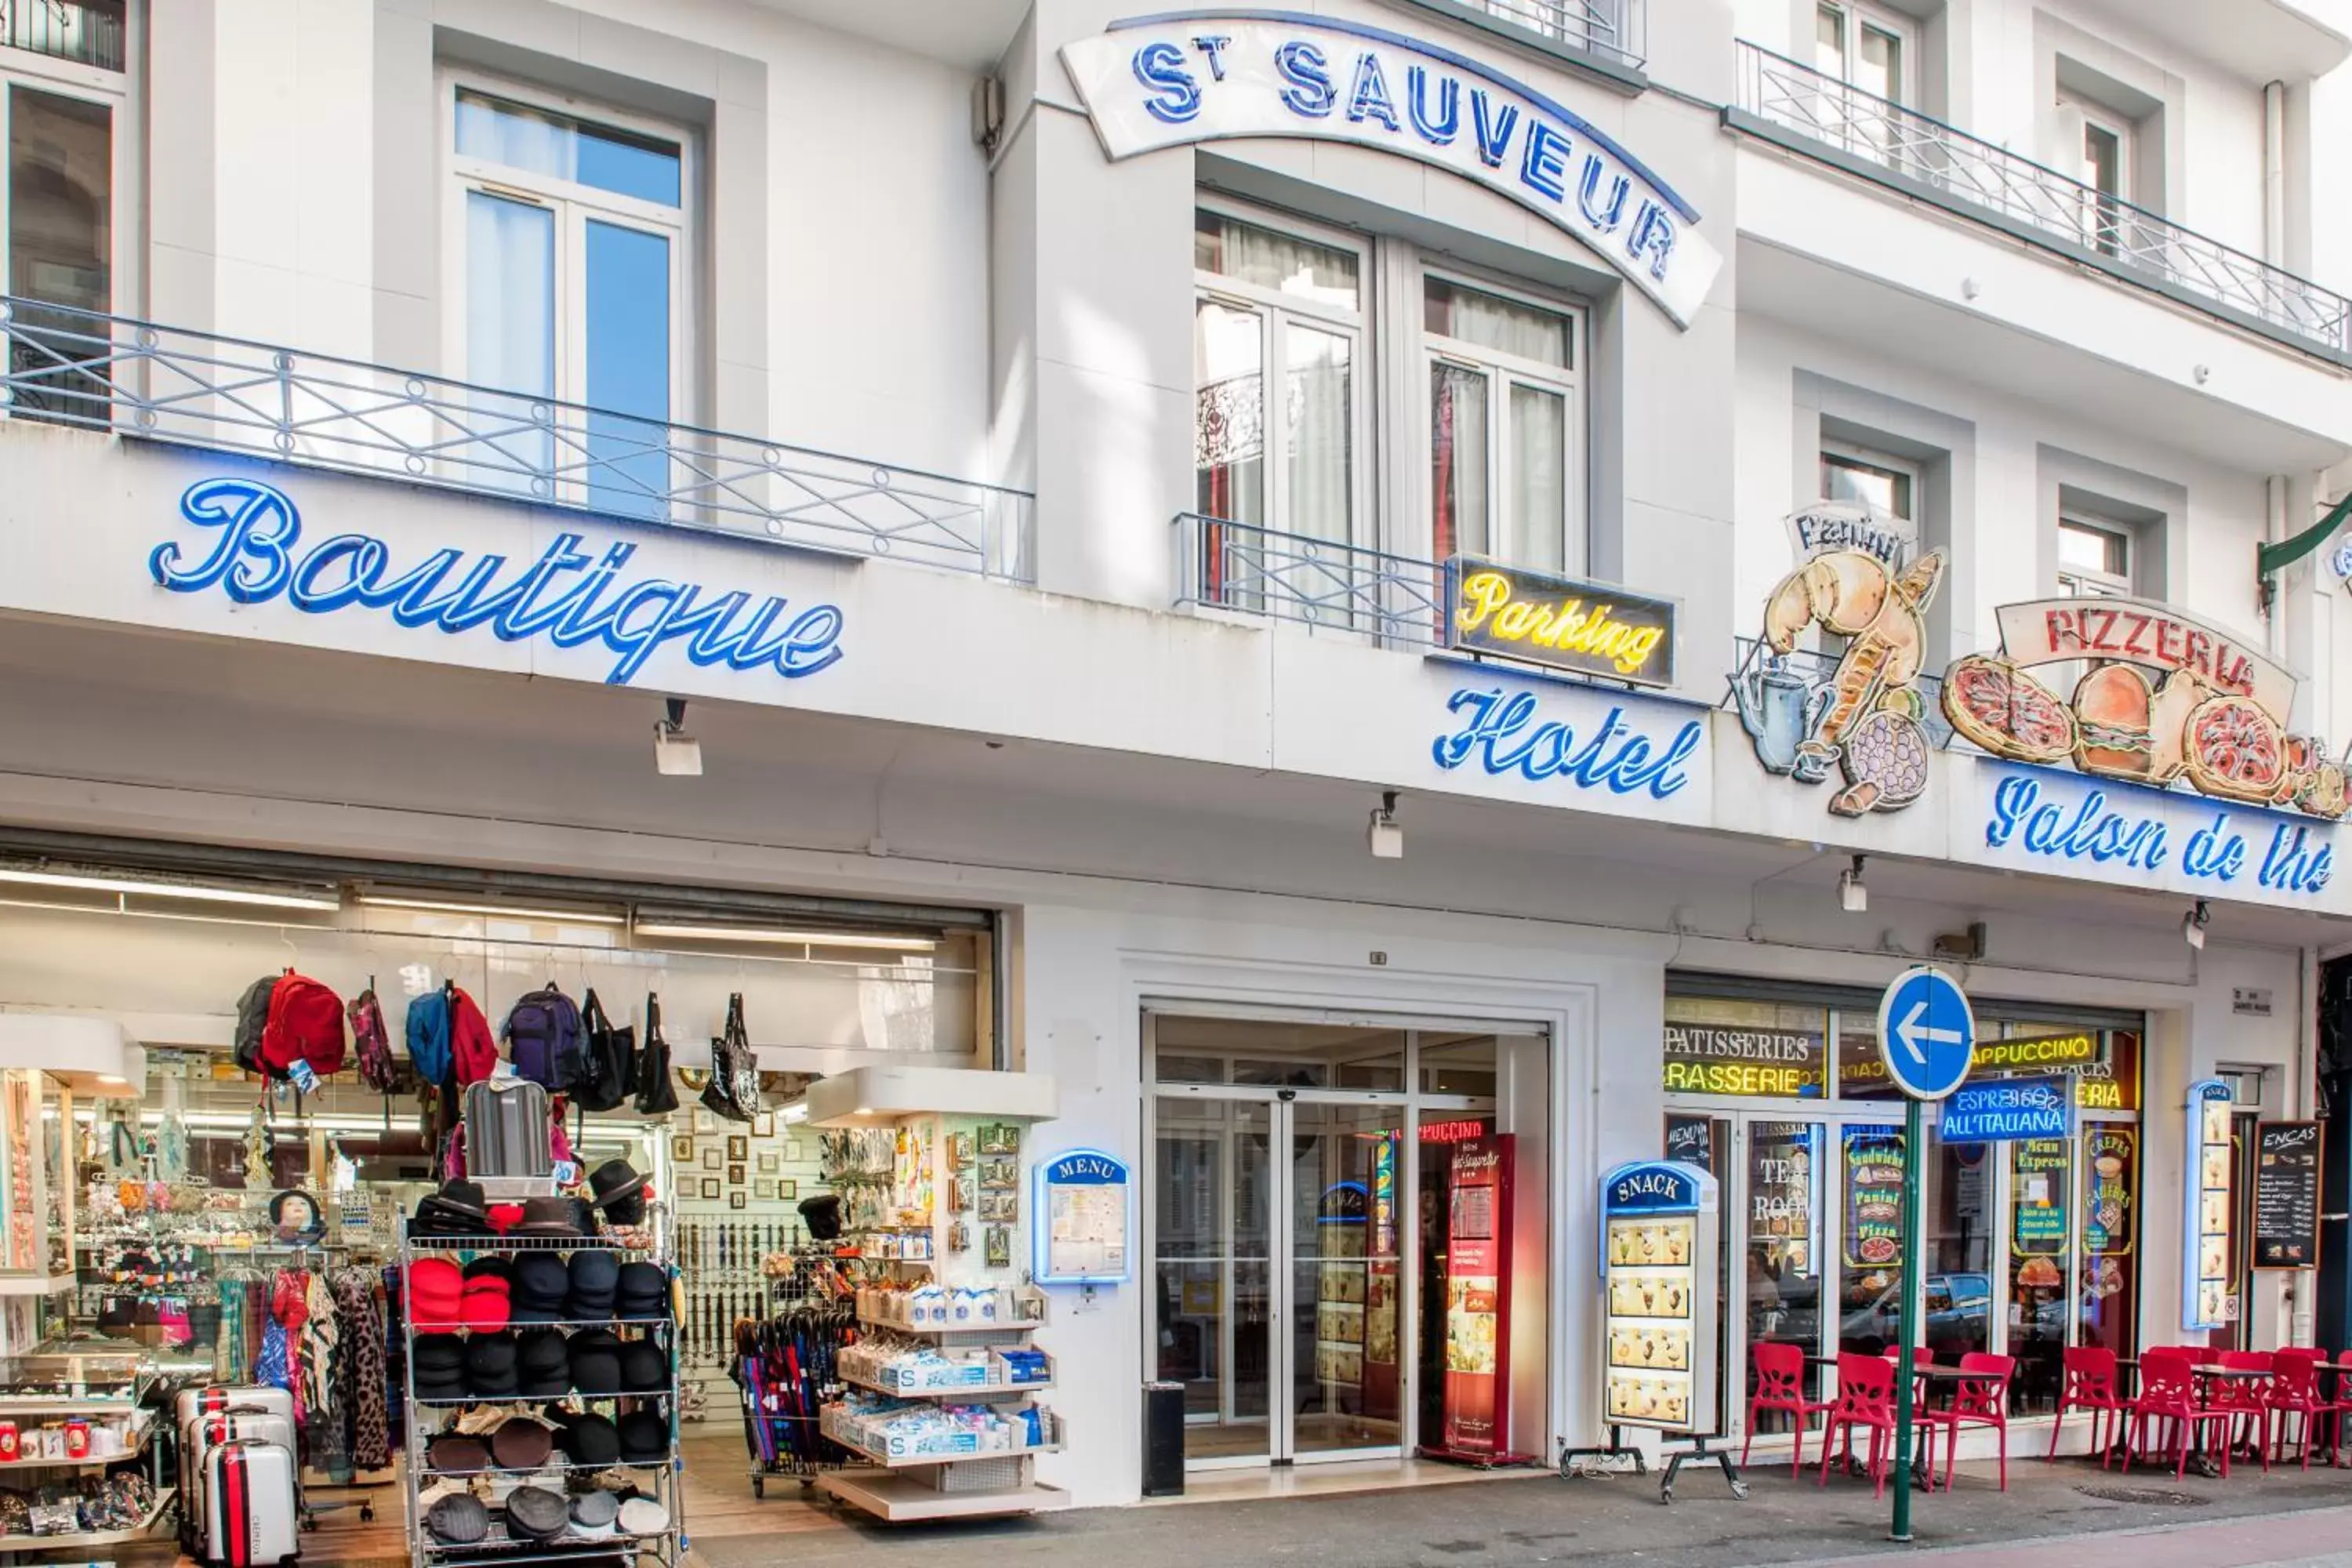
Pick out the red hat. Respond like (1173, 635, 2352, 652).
(461, 1278, 512, 1333)
(409, 1257, 464, 1329)
(487, 1203, 525, 1235)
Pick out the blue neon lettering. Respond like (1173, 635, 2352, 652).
(2182, 815, 2247, 883)
(1470, 89, 1518, 168)
(1986, 774, 2168, 869)
(1345, 52, 1399, 130)
(2259, 822, 2334, 893)
(1627, 199, 1678, 281)
(1405, 65, 1457, 143)
(1431, 686, 1697, 800)
(150, 478, 845, 687)
(1577, 155, 1631, 230)
(1275, 41, 1334, 117)
(1520, 121, 1570, 201)
(1189, 34, 1229, 81)
(1131, 42, 1200, 124)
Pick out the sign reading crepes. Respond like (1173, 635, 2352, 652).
(1445, 557, 1677, 688)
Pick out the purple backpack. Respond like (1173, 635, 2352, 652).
(502, 985, 585, 1093)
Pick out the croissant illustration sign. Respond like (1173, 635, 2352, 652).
(1058, 14, 1722, 325)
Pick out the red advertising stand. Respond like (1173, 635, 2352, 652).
(1420, 1134, 1534, 1465)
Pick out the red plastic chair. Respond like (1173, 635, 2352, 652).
(1744, 1341, 1830, 1475)
(1820, 1352, 1900, 1497)
(2211, 1351, 2276, 1472)
(2047, 1345, 2125, 1463)
(2265, 1349, 2338, 1469)
(1922, 1352, 2015, 1490)
(2121, 1350, 2230, 1479)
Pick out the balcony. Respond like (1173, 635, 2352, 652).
(1392, 0, 1646, 78)
(1174, 514, 1445, 646)
(0, 298, 1034, 582)
(1728, 42, 2352, 364)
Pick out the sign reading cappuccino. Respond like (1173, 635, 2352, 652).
(1445, 557, 1677, 688)
(1663, 1025, 1825, 1098)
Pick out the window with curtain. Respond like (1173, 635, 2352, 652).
(1425, 276, 1579, 575)
(450, 85, 686, 517)
(4, 65, 117, 424)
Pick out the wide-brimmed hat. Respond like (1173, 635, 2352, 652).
(515, 1196, 583, 1238)
(414, 1180, 490, 1236)
(586, 1160, 648, 1223)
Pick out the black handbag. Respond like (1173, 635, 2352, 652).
(574, 989, 636, 1114)
(634, 993, 679, 1116)
(699, 993, 760, 1123)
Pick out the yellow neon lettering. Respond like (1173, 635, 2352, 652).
(1456, 571, 1511, 633)
(1456, 569, 1664, 676)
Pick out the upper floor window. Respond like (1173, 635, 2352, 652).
(1427, 275, 1581, 575)
(2059, 91, 2133, 256)
(446, 82, 688, 516)
(2057, 517, 2132, 597)
(1820, 445, 1916, 521)
(1814, 0, 1912, 104)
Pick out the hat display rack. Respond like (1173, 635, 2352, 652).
(399, 1185, 682, 1568)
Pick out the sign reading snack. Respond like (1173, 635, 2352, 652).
(1058, 14, 1722, 325)
(1445, 557, 1676, 688)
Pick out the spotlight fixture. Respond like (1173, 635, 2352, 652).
(654, 697, 702, 776)
(2184, 899, 2210, 951)
(1367, 791, 1404, 860)
(1838, 854, 1868, 914)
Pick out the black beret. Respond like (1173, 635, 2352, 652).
(560, 1412, 621, 1468)
(619, 1341, 669, 1395)
(617, 1410, 667, 1464)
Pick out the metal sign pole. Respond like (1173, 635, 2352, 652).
(1890, 1094, 1922, 1543)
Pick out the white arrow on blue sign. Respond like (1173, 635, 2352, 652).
(1875, 965, 1976, 1102)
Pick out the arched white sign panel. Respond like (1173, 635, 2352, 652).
(1059, 13, 1724, 327)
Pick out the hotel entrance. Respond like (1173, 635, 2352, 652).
(1143, 1012, 1549, 1469)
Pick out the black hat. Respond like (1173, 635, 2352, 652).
(616, 1410, 667, 1465)
(466, 1330, 519, 1398)
(567, 1249, 619, 1315)
(615, 1263, 667, 1320)
(413, 1333, 468, 1374)
(797, 1193, 842, 1242)
(569, 1490, 620, 1534)
(426, 1493, 490, 1546)
(511, 1253, 569, 1323)
(568, 1330, 622, 1396)
(515, 1329, 571, 1397)
(490, 1417, 555, 1471)
(559, 1412, 621, 1468)
(516, 1196, 583, 1237)
(586, 1161, 649, 1224)
(461, 1255, 514, 1283)
(415, 1179, 491, 1236)
(503, 1483, 568, 1541)
(619, 1339, 668, 1395)
(426, 1434, 488, 1475)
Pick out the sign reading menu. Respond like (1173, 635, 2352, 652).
(1031, 1149, 1131, 1286)
(2252, 1121, 2324, 1270)
(2183, 1080, 2235, 1330)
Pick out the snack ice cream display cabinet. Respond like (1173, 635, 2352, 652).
(1586, 1162, 1736, 1504)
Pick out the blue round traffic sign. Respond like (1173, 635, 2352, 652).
(1875, 966, 1976, 1101)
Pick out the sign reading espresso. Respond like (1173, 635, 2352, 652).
(1445, 557, 1677, 688)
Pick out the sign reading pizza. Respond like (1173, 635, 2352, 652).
(1946, 596, 2346, 821)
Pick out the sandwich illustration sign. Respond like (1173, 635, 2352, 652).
(1058, 13, 1722, 325)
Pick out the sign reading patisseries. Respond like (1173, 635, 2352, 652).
(1058, 14, 1722, 325)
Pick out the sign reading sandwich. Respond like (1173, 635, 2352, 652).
(1058, 13, 1723, 326)
(1446, 557, 1677, 688)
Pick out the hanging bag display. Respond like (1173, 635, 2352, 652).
(633, 994, 678, 1117)
(503, 985, 585, 1093)
(573, 989, 636, 1114)
(699, 993, 760, 1123)
(463, 1078, 555, 1178)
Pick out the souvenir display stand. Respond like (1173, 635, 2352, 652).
(800, 1067, 1068, 1523)
(0, 1341, 173, 1551)
(398, 1204, 684, 1568)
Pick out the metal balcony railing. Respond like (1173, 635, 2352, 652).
(0, 296, 1034, 582)
(1174, 513, 1445, 644)
(1457, 0, 1643, 68)
(1731, 42, 2352, 359)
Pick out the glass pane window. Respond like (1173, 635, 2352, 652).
(583, 220, 671, 517)
(1815, 4, 1848, 78)
(7, 85, 110, 312)
(2083, 122, 2124, 201)
(2057, 518, 2130, 597)
(1746, 1120, 1826, 1427)
(1430, 363, 1489, 561)
(1855, 24, 1902, 101)
(2078, 1125, 2138, 1364)
(1837, 1123, 1906, 1354)
(1425, 277, 1581, 574)
(1287, 325, 1354, 544)
(1817, 2, 1910, 103)
(466, 193, 555, 398)
(1425, 278, 1570, 369)
(456, 91, 682, 207)
(1820, 450, 1915, 519)
(1508, 383, 1568, 574)
(1195, 210, 1359, 310)
(1919, 1134, 1992, 1362)
(2007, 1137, 2072, 1413)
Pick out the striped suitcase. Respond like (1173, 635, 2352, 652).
(182, 1407, 298, 1548)
(176, 1385, 296, 1430)
(202, 1439, 300, 1566)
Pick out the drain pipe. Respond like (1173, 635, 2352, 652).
(2267, 474, 2290, 659)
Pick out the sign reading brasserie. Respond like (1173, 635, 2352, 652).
(1662, 1025, 1824, 1098)
(1058, 13, 1723, 325)
(1444, 557, 1677, 688)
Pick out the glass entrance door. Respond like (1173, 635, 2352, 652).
(1153, 1094, 1274, 1464)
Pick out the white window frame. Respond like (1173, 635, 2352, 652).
(1420, 264, 1586, 578)
(437, 69, 695, 437)
(2056, 514, 2134, 598)
(1191, 197, 1372, 550)
(1819, 441, 1922, 523)
(1815, 0, 1918, 105)
(0, 17, 136, 322)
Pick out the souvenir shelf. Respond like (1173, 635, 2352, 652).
(0, 1346, 172, 1550)
(397, 1212, 684, 1568)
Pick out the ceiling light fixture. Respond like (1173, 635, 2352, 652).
(1838, 854, 1868, 914)
(1367, 790, 1404, 860)
(357, 892, 626, 926)
(0, 862, 340, 912)
(654, 697, 703, 777)
(2184, 899, 2210, 951)
(631, 916, 936, 952)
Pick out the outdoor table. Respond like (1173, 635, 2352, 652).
(2310, 1361, 2350, 1467)
(2100, 1359, 2140, 1465)
(1903, 1365, 1975, 1492)
(2187, 1365, 2270, 1479)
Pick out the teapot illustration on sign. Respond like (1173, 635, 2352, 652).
(1730, 656, 1828, 779)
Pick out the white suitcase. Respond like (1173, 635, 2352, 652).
(176, 1385, 296, 1430)
(201, 1439, 300, 1567)
(182, 1408, 299, 1542)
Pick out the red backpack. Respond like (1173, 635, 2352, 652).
(260, 974, 347, 1080)
(447, 986, 499, 1087)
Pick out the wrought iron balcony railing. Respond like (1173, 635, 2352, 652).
(0, 296, 1034, 582)
(1174, 513, 1445, 645)
(1455, 0, 1642, 69)
(1731, 42, 2352, 360)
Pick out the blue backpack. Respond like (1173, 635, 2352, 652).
(405, 989, 453, 1086)
(503, 985, 586, 1092)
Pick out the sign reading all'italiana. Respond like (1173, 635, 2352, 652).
(1058, 13, 1722, 325)
(1445, 557, 1677, 688)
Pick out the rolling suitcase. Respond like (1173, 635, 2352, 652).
(463, 1078, 553, 1178)
(203, 1439, 300, 1566)
(177, 1385, 296, 1430)
(182, 1406, 298, 1548)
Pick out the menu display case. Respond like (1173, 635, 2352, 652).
(1598, 1162, 1719, 1436)
(2183, 1079, 2234, 1330)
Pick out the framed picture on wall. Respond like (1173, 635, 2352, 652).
(729, 1191, 748, 1210)
(979, 1192, 1018, 1224)
(727, 1134, 749, 1162)
(779, 1180, 797, 1200)
(756, 1152, 779, 1175)
(984, 1225, 1011, 1267)
(728, 1163, 746, 1186)
(702, 1149, 723, 1171)
(699, 1178, 720, 1200)
(754, 1112, 776, 1138)
(979, 1123, 1019, 1156)
(693, 1108, 717, 1134)
(756, 1178, 777, 1201)
(670, 1134, 694, 1161)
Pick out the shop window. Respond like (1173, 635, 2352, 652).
(1425, 274, 1583, 575)
(1663, 997, 1828, 1099)
(447, 81, 689, 517)
(2078, 1122, 2136, 1365)
(2006, 1136, 2071, 1412)
(1921, 1132, 1993, 1362)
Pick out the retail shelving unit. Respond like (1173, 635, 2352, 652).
(397, 1211, 683, 1568)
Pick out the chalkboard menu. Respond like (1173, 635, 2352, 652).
(2252, 1120, 2324, 1271)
